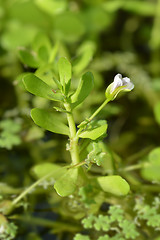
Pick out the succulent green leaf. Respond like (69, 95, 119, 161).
(97, 175, 130, 196)
(79, 120, 107, 140)
(141, 147, 160, 181)
(31, 163, 67, 180)
(35, 66, 56, 88)
(23, 73, 63, 101)
(71, 72, 94, 109)
(31, 108, 69, 136)
(54, 168, 78, 197)
(18, 48, 41, 68)
(58, 57, 72, 93)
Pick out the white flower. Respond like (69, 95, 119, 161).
(105, 73, 134, 100)
(111, 74, 134, 93)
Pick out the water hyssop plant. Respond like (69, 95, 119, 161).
(0, 54, 136, 239)
(1, 49, 160, 240)
(1, 1, 160, 239)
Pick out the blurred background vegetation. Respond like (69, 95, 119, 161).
(1, 0, 160, 239)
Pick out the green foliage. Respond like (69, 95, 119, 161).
(75, 205, 139, 240)
(20, 56, 132, 204)
(31, 108, 69, 136)
(0, 119, 21, 150)
(35, 0, 67, 16)
(79, 120, 108, 140)
(97, 176, 130, 196)
(74, 234, 90, 240)
(18, 48, 41, 68)
(85, 142, 107, 166)
(78, 184, 97, 207)
(135, 196, 160, 229)
(0, 214, 17, 240)
(71, 72, 94, 109)
(141, 147, 160, 181)
(1, 0, 160, 239)
(119, 220, 139, 239)
(58, 57, 72, 95)
(54, 168, 78, 197)
(73, 41, 96, 75)
(54, 12, 85, 42)
(31, 162, 66, 181)
(23, 73, 63, 101)
(154, 101, 160, 124)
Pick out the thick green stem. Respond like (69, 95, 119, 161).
(64, 102, 80, 165)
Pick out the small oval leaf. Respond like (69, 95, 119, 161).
(18, 48, 40, 68)
(141, 147, 160, 181)
(58, 57, 72, 93)
(31, 163, 67, 181)
(79, 120, 107, 140)
(71, 72, 94, 109)
(23, 73, 63, 101)
(97, 175, 130, 196)
(54, 168, 78, 197)
(31, 108, 69, 136)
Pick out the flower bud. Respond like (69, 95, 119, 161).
(105, 74, 134, 100)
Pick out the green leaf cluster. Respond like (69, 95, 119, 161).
(0, 217, 17, 240)
(23, 57, 94, 137)
(85, 141, 109, 167)
(135, 197, 160, 228)
(0, 119, 21, 150)
(74, 205, 139, 240)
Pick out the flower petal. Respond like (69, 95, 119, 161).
(124, 82, 134, 91)
(111, 74, 123, 93)
(122, 77, 131, 85)
(105, 73, 134, 101)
